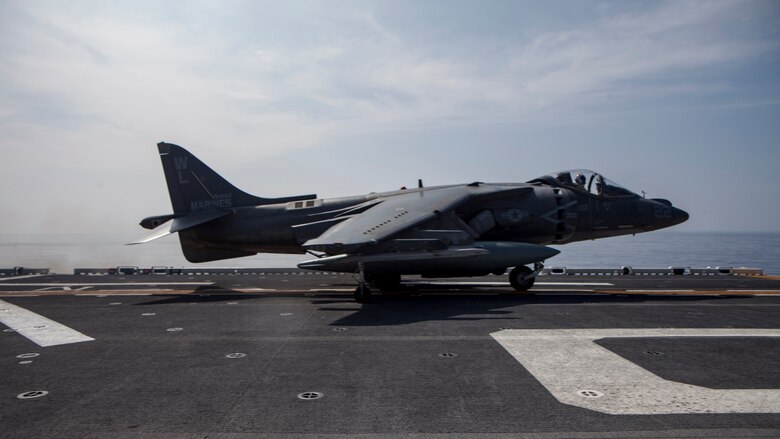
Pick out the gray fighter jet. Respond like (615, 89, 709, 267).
(133, 142, 688, 302)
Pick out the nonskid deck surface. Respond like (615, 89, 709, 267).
(1, 270, 779, 438)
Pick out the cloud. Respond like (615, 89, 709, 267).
(3, 1, 774, 148)
(0, 0, 778, 233)
(502, 1, 775, 111)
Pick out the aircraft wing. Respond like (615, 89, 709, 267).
(303, 184, 531, 253)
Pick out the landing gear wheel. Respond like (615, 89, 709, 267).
(371, 274, 402, 292)
(509, 265, 535, 292)
(354, 285, 373, 303)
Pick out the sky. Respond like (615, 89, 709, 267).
(1, 0, 779, 238)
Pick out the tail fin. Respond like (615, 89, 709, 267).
(157, 142, 315, 214)
(130, 142, 316, 258)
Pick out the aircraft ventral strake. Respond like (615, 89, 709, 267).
(133, 143, 689, 302)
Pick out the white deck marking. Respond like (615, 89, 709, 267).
(0, 299, 94, 347)
(0, 282, 213, 287)
(537, 282, 613, 286)
(34, 286, 92, 292)
(0, 274, 44, 281)
(75, 292, 155, 296)
(411, 281, 614, 287)
(727, 290, 780, 293)
(626, 289, 696, 293)
(306, 288, 356, 292)
(531, 289, 594, 292)
(491, 328, 780, 415)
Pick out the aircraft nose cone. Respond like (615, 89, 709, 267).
(642, 199, 689, 230)
(542, 245, 561, 260)
(671, 206, 689, 225)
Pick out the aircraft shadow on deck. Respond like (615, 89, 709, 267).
(128, 283, 745, 325)
(132, 285, 261, 306)
(314, 292, 740, 327)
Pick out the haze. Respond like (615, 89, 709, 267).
(1, 0, 779, 239)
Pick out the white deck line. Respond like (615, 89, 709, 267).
(0, 274, 44, 281)
(0, 282, 213, 287)
(0, 299, 94, 347)
(410, 281, 614, 286)
(492, 328, 780, 415)
(727, 290, 780, 293)
(626, 289, 696, 293)
(75, 293, 154, 296)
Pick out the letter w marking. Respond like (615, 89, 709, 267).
(174, 157, 188, 170)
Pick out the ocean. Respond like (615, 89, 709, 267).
(1, 231, 778, 275)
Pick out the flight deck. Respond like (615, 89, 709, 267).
(1, 269, 779, 438)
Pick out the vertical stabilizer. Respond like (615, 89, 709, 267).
(157, 142, 315, 214)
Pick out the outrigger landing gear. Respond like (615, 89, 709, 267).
(509, 262, 544, 293)
(354, 262, 373, 303)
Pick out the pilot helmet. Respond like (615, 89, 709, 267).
(574, 174, 586, 186)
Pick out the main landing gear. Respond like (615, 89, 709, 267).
(354, 263, 544, 302)
(354, 263, 373, 303)
(509, 262, 544, 293)
(354, 283, 373, 303)
(355, 265, 404, 303)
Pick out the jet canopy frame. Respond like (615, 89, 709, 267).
(540, 170, 637, 198)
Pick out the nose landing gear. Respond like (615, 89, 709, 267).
(509, 262, 544, 292)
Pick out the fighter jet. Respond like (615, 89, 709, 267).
(133, 142, 688, 302)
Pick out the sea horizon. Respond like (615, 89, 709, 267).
(1, 231, 779, 275)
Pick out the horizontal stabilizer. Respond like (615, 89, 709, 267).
(170, 210, 230, 232)
(128, 210, 230, 245)
(128, 219, 174, 245)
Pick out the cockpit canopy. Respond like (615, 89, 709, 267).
(534, 170, 637, 197)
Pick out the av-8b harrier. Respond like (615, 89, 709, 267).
(133, 143, 688, 302)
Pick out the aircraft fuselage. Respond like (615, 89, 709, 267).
(179, 183, 686, 258)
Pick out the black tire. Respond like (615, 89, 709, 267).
(354, 285, 373, 303)
(509, 266, 535, 292)
(371, 273, 402, 291)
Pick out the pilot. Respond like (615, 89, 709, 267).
(574, 173, 586, 188)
